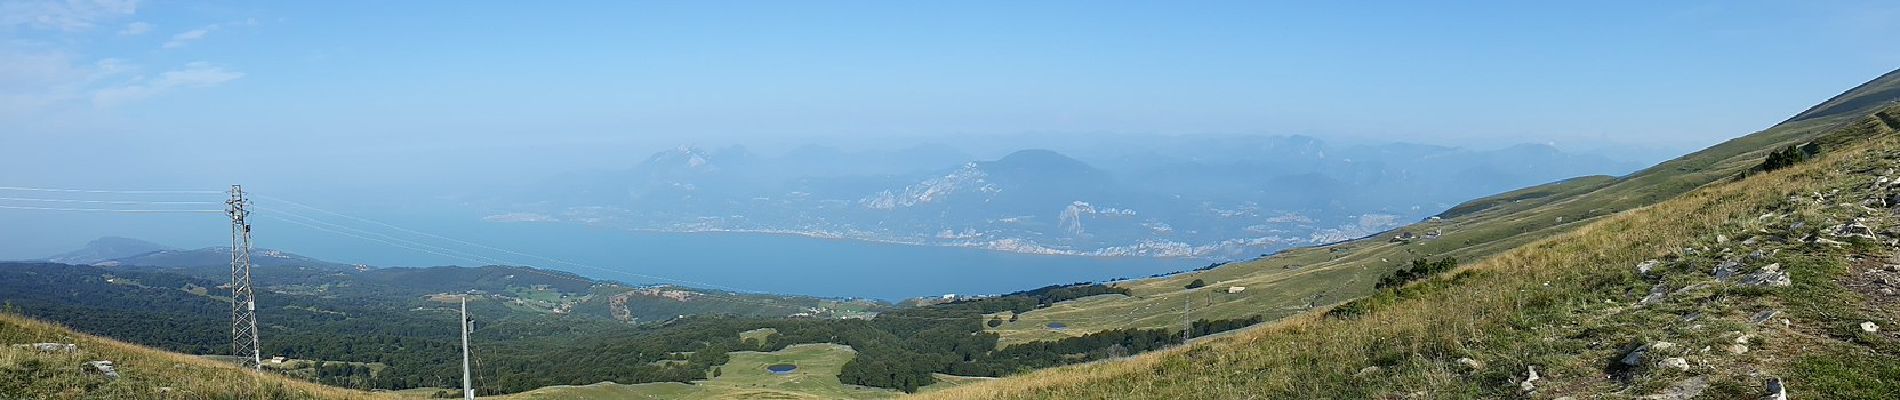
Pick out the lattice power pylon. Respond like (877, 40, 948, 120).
(227, 185, 262, 369)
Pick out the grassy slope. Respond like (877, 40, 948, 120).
(0, 313, 387, 400)
(987, 71, 1900, 346)
(918, 105, 1900, 397)
(495, 343, 910, 400)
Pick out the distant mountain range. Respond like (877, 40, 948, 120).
(487, 137, 1642, 259)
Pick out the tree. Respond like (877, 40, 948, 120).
(1185, 279, 1206, 289)
(986, 317, 1003, 328)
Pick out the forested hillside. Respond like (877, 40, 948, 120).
(0, 260, 1260, 395)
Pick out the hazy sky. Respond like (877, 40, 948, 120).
(3, 0, 1899, 188)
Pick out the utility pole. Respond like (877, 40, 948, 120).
(461, 295, 474, 400)
(1181, 289, 1192, 344)
(227, 185, 261, 370)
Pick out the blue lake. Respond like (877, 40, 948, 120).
(257, 207, 1190, 300)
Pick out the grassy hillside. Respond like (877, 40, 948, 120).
(986, 70, 1900, 346)
(0, 312, 386, 400)
(496, 343, 903, 400)
(917, 104, 1900, 398)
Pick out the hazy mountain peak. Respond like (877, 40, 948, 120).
(984, 149, 1099, 174)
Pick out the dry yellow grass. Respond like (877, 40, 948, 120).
(1, 313, 391, 400)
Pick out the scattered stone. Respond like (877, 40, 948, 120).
(1457, 357, 1483, 371)
(1642, 284, 1671, 305)
(1727, 344, 1750, 354)
(1638, 259, 1661, 275)
(1735, 334, 1755, 345)
(1746, 249, 1768, 260)
(1650, 341, 1680, 353)
(13, 343, 77, 353)
(1357, 366, 1382, 376)
(158, 387, 173, 393)
(1622, 344, 1651, 366)
(1718, 234, 1729, 243)
(1520, 366, 1540, 392)
(1750, 310, 1781, 325)
(1862, 321, 1881, 333)
(1739, 264, 1793, 287)
(1641, 376, 1709, 400)
(1659, 357, 1690, 370)
(86, 360, 120, 379)
(1831, 221, 1877, 239)
(1714, 261, 1743, 282)
(1765, 377, 1788, 400)
(1742, 271, 1793, 287)
(1672, 283, 1707, 295)
(1682, 312, 1703, 322)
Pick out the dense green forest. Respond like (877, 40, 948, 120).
(0, 262, 1260, 395)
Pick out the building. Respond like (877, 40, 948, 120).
(1227, 286, 1247, 294)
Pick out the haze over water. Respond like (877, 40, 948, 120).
(270, 206, 1186, 301)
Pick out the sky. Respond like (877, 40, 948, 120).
(3, 1, 1899, 182)
(1, 0, 1898, 258)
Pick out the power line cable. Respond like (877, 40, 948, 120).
(0, 197, 222, 205)
(255, 208, 516, 267)
(251, 194, 759, 292)
(253, 215, 516, 268)
(0, 204, 224, 213)
(0, 186, 224, 194)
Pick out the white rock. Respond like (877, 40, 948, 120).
(86, 360, 120, 379)
(1637, 260, 1661, 275)
(1862, 321, 1881, 333)
(1659, 357, 1690, 370)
